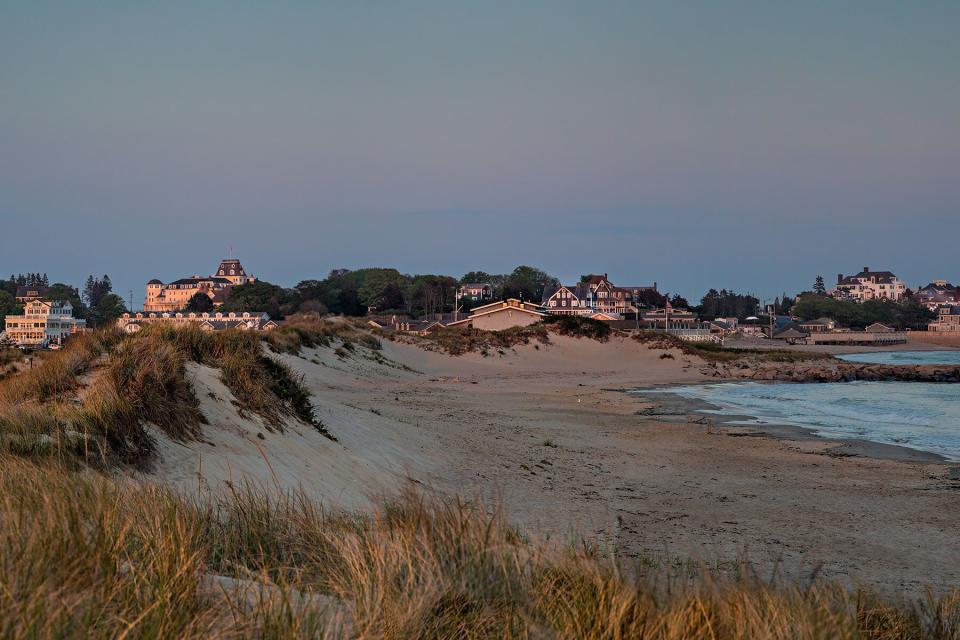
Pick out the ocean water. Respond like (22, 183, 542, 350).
(837, 350, 960, 366)
(642, 381, 960, 461)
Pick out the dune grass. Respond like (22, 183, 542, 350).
(0, 455, 956, 639)
(0, 325, 332, 467)
(543, 315, 613, 341)
(410, 325, 551, 356)
(631, 331, 836, 364)
(264, 315, 382, 356)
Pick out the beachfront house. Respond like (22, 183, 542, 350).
(446, 298, 546, 331)
(798, 317, 837, 333)
(831, 267, 906, 302)
(914, 281, 958, 311)
(640, 307, 699, 330)
(541, 274, 657, 317)
(3, 300, 87, 347)
(929, 306, 960, 332)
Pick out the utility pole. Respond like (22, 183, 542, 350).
(768, 300, 774, 339)
(664, 292, 670, 332)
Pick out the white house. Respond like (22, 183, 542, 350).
(831, 267, 906, 302)
(3, 300, 86, 347)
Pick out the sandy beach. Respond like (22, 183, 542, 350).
(150, 334, 960, 597)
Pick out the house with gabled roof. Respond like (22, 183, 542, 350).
(14, 285, 49, 303)
(929, 306, 960, 332)
(447, 298, 546, 331)
(798, 317, 837, 333)
(831, 267, 905, 302)
(4, 299, 86, 347)
(459, 283, 493, 302)
(541, 274, 657, 317)
(914, 280, 958, 310)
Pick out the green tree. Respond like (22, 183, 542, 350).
(219, 281, 294, 319)
(353, 268, 408, 310)
(813, 275, 826, 296)
(89, 293, 127, 327)
(0, 291, 22, 325)
(502, 266, 559, 302)
(460, 271, 493, 284)
(83, 274, 113, 307)
(185, 292, 215, 313)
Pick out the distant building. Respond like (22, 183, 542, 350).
(214, 258, 257, 286)
(4, 300, 86, 347)
(542, 274, 657, 317)
(14, 286, 49, 303)
(459, 283, 493, 302)
(929, 306, 960, 332)
(447, 298, 546, 331)
(707, 318, 738, 336)
(798, 317, 837, 333)
(366, 315, 446, 336)
(914, 281, 958, 311)
(831, 267, 905, 302)
(639, 307, 698, 330)
(144, 258, 256, 313)
(117, 311, 276, 333)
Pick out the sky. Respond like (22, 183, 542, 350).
(1, 1, 958, 306)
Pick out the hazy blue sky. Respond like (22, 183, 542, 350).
(2, 1, 958, 305)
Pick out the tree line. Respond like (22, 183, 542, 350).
(216, 266, 562, 320)
(790, 294, 934, 330)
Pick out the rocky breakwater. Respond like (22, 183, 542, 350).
(710, 361, 960, 383)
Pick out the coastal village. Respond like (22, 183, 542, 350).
(2, 259, 958, 350)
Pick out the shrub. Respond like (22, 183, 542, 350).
(543, 315, 612, 341)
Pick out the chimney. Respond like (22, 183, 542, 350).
(837, 274, 843, 285)
(863, 266, 869, 273)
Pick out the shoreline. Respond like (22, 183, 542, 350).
(628, 384, 951, 464)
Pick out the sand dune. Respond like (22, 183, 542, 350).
(148, 333, 960, 596)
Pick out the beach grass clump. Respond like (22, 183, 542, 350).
(0, 327, 206, 467)
(411, 324, 551, 356)
(0, 329, 120, 404)
(264, 315, 382, 355)
(0, 324, 332, 466)
(0, 347, 21, 373)
(631, 331, 836, 364)
(134, 324, 333, 440)
(402, 317, 616, 356)
(0, 455, 957, 639)
(685, 342, 836, 364)
(543, 315, 613, 341)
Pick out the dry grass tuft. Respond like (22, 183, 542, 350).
(0, 324, 332, 467)
(0, 456, 956, 639)
(265, 315, 382, 356)
(631, 331, 835, 364)
(405, 325, 551, 356)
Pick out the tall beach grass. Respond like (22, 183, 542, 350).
(0, 456, 956, 639)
